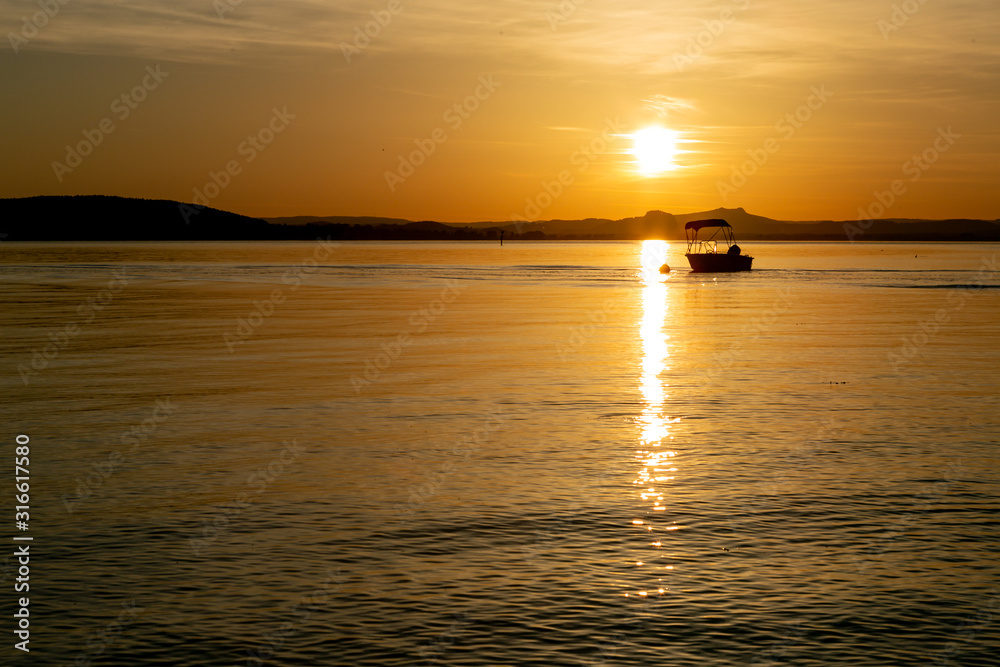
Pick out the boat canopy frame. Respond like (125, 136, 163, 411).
(685, 219, 737, 254)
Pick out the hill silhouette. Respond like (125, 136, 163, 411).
(1, 196, 998, 242)
(452, 208, 1000, 241)
(0, 196, 272, 240)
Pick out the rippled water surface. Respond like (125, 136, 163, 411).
(1, 241, 999, 666)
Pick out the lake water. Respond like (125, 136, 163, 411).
(1, 240, 999, 666)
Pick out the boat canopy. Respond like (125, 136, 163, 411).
(684, 219, 731, 231)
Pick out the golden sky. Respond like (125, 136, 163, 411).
(2, 0, 998, 222)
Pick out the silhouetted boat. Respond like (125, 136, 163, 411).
(685, 219, 753, 273)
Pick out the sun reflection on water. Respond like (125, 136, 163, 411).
(630, 241, 681, 596)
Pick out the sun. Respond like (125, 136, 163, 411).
(631, 127, 679, 175)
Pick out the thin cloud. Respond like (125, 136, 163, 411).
(4, 0, 998, 92)
(642, 96, 696, 119)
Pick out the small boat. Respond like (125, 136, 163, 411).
(684, 219, 753, 273)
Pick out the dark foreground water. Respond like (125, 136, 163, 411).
(1, 241, 998, 666)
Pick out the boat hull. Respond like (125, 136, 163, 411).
(685, 253, 753, 273)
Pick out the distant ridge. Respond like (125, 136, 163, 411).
(267, 215, 416, 227)
(0, 195, 271, 240)
(447, 207, 1000, 242)
(1, 196, 997, 241)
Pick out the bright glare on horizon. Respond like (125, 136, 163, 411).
(631, 128, 680, 175)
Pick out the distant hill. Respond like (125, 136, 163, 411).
(266, 215, 416, 227)
(1, 196, 998, 241)
(0, 195, 272, 240)
(444, 208, 1000, 241)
